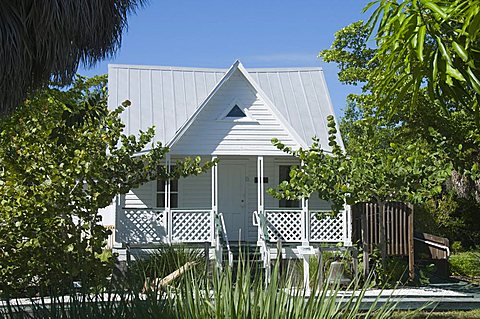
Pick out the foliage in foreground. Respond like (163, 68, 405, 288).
(269, 115, 451, 213)
(449, 251, 480, 278)
(0, 76, 214, 297)
(318, 16, 480, 246)
(127, 244, 208, 292)
(366, 0, 480, 121)
(0, 0, 147, 115)
(0, 260, 424, 319)
(362, 0, 480, 206)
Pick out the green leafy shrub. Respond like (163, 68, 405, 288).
(0, 76, 213, 298)
(357, 248, 409, 288)
(450, 251, 480, 278)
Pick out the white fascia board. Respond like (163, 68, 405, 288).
(236, 63, 308, 149)
(166, 60, 241, 148)
(317, 70, 345, 151)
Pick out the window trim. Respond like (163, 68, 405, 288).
(278, 164, 301, 208)
(156, 166, 179, 209)
(217, 98, 258, 123)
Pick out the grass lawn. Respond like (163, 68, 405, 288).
(393, 309, 480, 318)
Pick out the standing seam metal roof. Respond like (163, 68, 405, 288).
(108, 62, 343, 152)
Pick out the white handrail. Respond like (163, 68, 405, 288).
(219, 213, 233, 267)
(214, 212, 233, 268)
(254, 211, 270, 270)
(414, 237, 451, 257)
(171, 209, 212, 212)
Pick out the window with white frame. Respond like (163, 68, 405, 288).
(278, 165, 300, 208)
(156, 168, 178, 208)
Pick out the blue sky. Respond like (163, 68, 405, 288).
(80, 0, 371, 118)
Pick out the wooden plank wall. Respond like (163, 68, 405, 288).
(352, 202, 413, 255)
(351, 202, 414, 279)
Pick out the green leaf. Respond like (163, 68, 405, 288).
(416, 25, 426, 62)
(446, 63, 466, 82)
(436, 36, 452, 64)
(432, 51, 439, 80)
(421, 1, 448, 20)
(452, 41, 469, 62)
(467, 67, 480, 94)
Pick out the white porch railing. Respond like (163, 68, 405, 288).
(171, 209, 213, 243)
(264, 209, 304, 243)
(260, 209, 350, 244)
(123, 208, 167, 243)
(214, 212, 233, 268)
(309, 210, 348, 243)
(122, 208, 214, 244)
(122, 207, 350, 246)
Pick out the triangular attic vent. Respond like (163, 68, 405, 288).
(226, 105, 246, 118)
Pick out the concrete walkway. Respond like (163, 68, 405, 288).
(340, 282, 480, 310)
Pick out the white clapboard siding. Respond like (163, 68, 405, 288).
(124, 181, 155, 208)
(170, 70, 300, 156)
(178, 173, 212, 209)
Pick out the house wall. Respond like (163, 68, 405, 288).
(170, 70, 301, 156)
(124, 180, 155, 208)
(178, 172, 211, 209)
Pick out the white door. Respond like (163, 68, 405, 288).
(218, 163, 246, 242)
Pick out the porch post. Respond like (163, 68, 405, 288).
(344, 203, 352, 246)
(302, 197, 309, 244)
(257, 156, 270, 282)
(301, 160, 310, 294)
(257, 156, 264, 216)
(211, 156, 218, 246)
(301, 160, 309, 245)
(166, 155, 172, 243)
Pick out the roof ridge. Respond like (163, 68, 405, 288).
(108, 64, 323, 72)
(108, 64, 227, 72)
(247, 67, 323, 72)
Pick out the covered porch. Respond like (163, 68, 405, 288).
(115, 155, 351, 248)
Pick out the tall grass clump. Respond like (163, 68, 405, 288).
(1, 252, 425, 318)
(171, 258, 422, 319)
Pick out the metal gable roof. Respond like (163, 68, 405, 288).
(108, 61, 343, 152)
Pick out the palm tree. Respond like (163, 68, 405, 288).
(0, 0, 146, 116)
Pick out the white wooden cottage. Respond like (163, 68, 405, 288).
(107, 61, 352, 273)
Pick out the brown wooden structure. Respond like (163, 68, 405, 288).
(414, 232, 450, 277)
(352, 202, 414, 279)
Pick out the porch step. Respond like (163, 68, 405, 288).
(223, 243, 264, 280)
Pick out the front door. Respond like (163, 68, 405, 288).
(218, 162, 246, 242)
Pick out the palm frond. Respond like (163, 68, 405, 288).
(0, 0, 147, 116)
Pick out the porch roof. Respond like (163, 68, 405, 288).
(108, 60, 343, 153)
